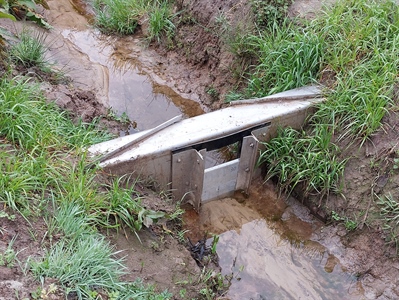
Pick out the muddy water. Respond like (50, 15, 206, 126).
(42, 0, 204, 133)
(184, 182, 364, 299)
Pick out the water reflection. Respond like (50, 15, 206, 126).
(183, 196, 363, 300)
(60, 29, 203, 131)
(217, 219, 360, 300)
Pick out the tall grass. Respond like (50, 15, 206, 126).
(30, 236, 127, 299)
(308, 0, 399, 143)
(243, 21, 324, 98)
(258, 127, 346, 200)
(0, 76, 111, 150)
(0, 37, 173, 297)
(254, 0, 399, 199)
(148, 1, 176, 43)
(93, 0, 149, 34)
(93, 0, 177, 44)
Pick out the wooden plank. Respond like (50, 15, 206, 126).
(236, 136, 259, 193)
(202, 159, 239, 202)
(172, 149, 204, 211)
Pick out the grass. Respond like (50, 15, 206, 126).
(147, 1, 176, 43)
(257, 127, 346, 201)
(376, 193, 399, 252)
(242, 21, 324, 98)
(93, 0, 147, 34)
(250, 0, 399, 202)
(9, 29, 48, 68)
(30, 236, 126, 298)
(92, 0, 177, 44)
(0, 75, 111, 150)
(0, 29, 177, 298)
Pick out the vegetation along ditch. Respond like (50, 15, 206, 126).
(1, 0, 399, 299)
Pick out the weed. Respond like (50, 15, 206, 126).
(210, 235, 219, 255)
(331, 211, 358, 231)
(375, 193, 399, 252)
(198, 269, 229, 300)
(250, 0, 294, 28)
(93, 0, 148, 34)
(0, 235, 18, 267)
(0, 0, 51, 28)
(31, 283, 58, 300)
(107, 109, 130, 124)
(176, 229, 189, 244)
(179, 288, 186, 298)
(148, 1, 177, 44)
(9, 29, 47, 68)
(206, 85, 219, 100)
(30, 235, 126, 299)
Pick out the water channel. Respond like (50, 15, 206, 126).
(40, 1, 364, 298)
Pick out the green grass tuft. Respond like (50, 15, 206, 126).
(93, 0, 148, 34)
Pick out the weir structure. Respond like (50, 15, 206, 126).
(88, 86, 324, 211)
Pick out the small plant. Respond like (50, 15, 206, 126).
(31, 283, 58, 300)
(331, 211, 358, 231)
(9, 29, 48, 68)
(206, 85, 219, 101)
(147, 0, 176, 43)
(93, 0, 147, 34)
(0, 235, 18, 267)
(250, 0, 294, 28)
(198, 269, 229, 300)
(0, 0, 50, 28)
(107, 109, 130, 124)
(210, 235, 219, 255)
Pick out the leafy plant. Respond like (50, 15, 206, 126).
(250, 0, 294, 28)
(0, 0, 50, 28)
(147, 0, 176, 43)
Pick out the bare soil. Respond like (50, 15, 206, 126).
(1, 0, 399, 299)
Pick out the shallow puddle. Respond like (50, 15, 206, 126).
(184, 188, 364, 299)
(59, 29, 203, 132)
(42, 0, 204, 133)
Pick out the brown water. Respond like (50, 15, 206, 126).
(184, 183, 364, 299)
(36, 0, 205, 133)
(58, 29, 203, 132)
